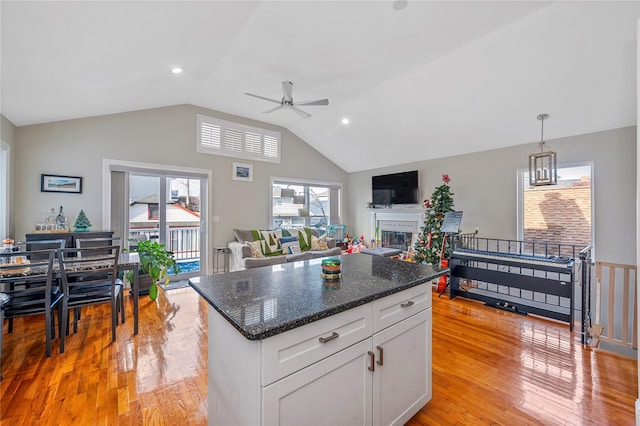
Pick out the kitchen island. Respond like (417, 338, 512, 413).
(189, 253, 446, 426)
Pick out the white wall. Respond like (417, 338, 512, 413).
(12, 104, 348, 246)
(348, 126, 636, 265)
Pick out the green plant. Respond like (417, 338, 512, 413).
(126, 239, 181, 300)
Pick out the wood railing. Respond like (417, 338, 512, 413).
(593, 261, 637, 350)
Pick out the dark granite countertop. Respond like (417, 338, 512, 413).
(189, 253, 447, 340)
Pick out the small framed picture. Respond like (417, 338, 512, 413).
(40, 174, 83, 194)
(232, 163, 253, 182)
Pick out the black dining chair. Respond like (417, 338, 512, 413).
(75, 236, 121, 252)
(57, 246, 123, 352)
(0, 248, 63, 357)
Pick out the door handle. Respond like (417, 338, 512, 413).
(376, 345, 384, 366)
(400, 300, 414, 308)
(318, 331, 339, 344)
(368, 351, 375, 372)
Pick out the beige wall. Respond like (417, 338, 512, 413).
(1, 114, 17, 238)
(12, 104, 348, 247)
(348, 126, 636, 265)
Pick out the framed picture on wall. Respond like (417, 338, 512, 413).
(40, 174, 83, 194)
(232, 163, 253, 182)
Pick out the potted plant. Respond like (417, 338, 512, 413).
(126, 239, 181, 301)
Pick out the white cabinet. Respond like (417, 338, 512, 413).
(263, 339, 373, 426)
(372, 309, 431, 426)
(207, 283, 431, 426)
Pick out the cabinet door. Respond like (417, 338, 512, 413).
(263, 339, 373, 426)
(372, 309, 431, 426)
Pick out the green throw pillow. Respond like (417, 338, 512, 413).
(250, 229, 283, 256)
(288, 228, 312, 251)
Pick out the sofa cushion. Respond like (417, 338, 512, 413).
(252, 229, 283, 256)
(283, 228, 313, 251)
(233, 229, 255, 243)
(280, 236, 300, 254)
(245, 240, 264, 258)
(243, 255, 287, 269)
(311, 235, 329, 251)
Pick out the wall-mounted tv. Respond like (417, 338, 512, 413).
(372, 170, 419, 205)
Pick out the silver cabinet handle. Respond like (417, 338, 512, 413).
(400, 300, 414, 308)
(376, 345, 384, 366)
(368, 351, 375, 372)
(318, 331, 339, 344)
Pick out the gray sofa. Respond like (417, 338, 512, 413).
(228, 228, 342, 271)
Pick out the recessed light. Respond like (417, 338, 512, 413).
(341, 117, 350, 125)
(393, 0, 408, 11)
(171, 67, 183, 74)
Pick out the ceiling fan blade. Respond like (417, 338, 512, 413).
(245, 92, 281, 104)
(291, 106, 312, 119)
(263, 105, 284, 114)
(294, 98, 329, 107)
(282, 81, 294, 102)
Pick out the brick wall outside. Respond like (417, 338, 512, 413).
(523, 177, 591, 249)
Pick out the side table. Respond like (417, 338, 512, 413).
(213, 247, 230, 274)
(0, 292, 8, 381)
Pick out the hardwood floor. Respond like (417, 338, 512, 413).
(1, 287, 637, 425)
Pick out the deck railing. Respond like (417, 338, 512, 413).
(128, 227, 200, 261)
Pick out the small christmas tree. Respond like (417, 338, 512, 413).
(74, 210, 92, 232)
(413, 174, 455, 265)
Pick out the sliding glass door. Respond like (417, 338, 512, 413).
(128, 173, 204, 280)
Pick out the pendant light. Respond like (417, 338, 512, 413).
(529, 113, 557, 186)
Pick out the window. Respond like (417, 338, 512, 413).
(518, 163, 593, 252)
(197, 114, 281, 163)
(0, 140, 8, 239)
(271, 178, 342, 235)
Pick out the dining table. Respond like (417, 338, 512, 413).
(0, 252, 141, 334)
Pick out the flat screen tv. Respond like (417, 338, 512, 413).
(372, 170, 419, 205)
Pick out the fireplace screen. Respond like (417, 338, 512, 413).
(381, 230, 414, 250)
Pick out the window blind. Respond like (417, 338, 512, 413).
(197, 114, 281, 163)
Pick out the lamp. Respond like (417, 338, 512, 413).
(529, 113, 557, 186)
(294, 189, 327, 233)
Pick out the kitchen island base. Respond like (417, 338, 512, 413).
(207, 282, 432, 426)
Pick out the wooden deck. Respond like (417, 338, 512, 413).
(1, 286, 637, 425)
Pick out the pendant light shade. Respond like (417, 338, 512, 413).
(529, 114, 557, 186)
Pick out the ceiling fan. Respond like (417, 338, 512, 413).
(245, 81, 329, 118)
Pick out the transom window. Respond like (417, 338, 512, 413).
(197, 114, 281, 163)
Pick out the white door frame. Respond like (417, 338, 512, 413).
(102, 158, 213, 274)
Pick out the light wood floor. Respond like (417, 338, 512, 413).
(1, 286, 637, 425)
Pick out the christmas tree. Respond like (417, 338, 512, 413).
(413, 174, 454, 265)
(74, 210, 92, 232)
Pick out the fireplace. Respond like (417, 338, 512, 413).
(369, 208, 424, 251)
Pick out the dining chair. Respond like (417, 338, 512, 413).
(75, 236, 121, 254)
(13, 239, 66, 261)
(57, 246, 123, 352)
(0, 248, 62, 357)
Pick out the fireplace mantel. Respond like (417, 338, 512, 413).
(368, 207, 425, 243)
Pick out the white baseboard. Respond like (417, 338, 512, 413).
(636, 399, 639, 425)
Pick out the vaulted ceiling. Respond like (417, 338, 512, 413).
(1, 1, 637, 172)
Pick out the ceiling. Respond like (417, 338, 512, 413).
(1, 1, 637, 173)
